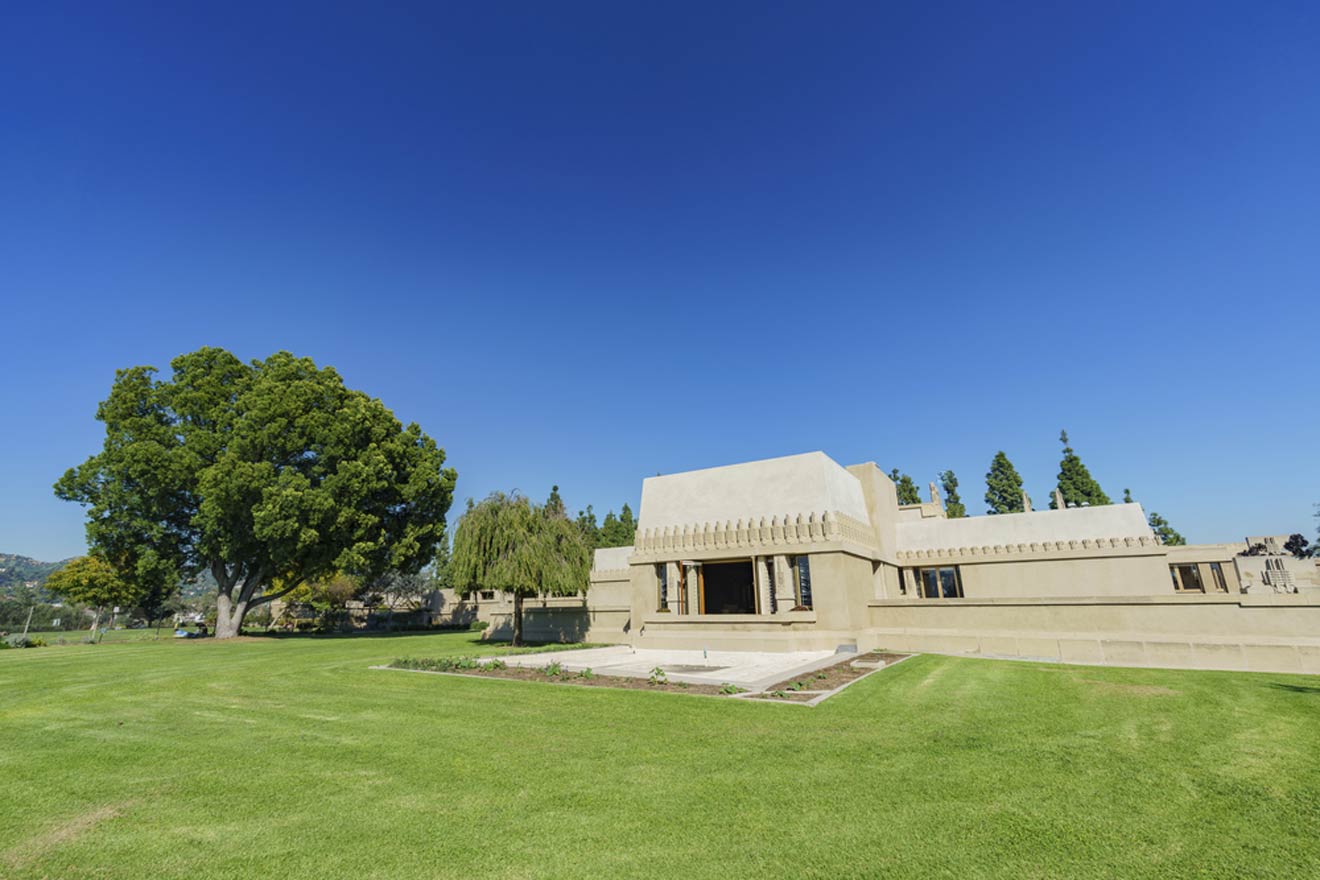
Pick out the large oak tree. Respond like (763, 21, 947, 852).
(55, 347, 456, 638)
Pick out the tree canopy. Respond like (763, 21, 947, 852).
(1283, 533, 1311, 559)
(576, 505, 600, 550)
(599, 503, 637, 548)
(1147, 512, 1186, 546)
(451, 492, 590, 645)
(1052, 430, 1111, 508)
(984, 452, 1025, 515)
(54, 347, 456, 638)
(889, 469, 921, 505)
(938, 470, 966, 518)
(44, 555, 144, 634)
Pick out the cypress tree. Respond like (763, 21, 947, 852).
(984, 452, 1025, 515)
(938, 470, 966, 518)
(1053, 430, 1111, 508)
(889, 469, 921, 505)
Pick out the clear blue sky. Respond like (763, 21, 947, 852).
(2, 2, 1317, 561)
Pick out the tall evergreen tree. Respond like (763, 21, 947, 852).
(938, 470, 966, 518)
(889, 469, 921, 505)
(1052, 430, 1111, 508)
(545, 485, 566, 519)
(575, 505, 600, 550)
(984, 452, 1025, 515)
(1147, 512, 1186, 546)
(618, 503, 637, 544)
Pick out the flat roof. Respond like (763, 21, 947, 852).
(897, 503, 1154, 551)
(637, 451, 870, 533)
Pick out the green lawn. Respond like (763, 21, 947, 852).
(2, 634, 1318, 879)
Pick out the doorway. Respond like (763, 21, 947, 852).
(700, 560, 757, 614)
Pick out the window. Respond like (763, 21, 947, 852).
(1209, 562, 1228, 592)
(789, 555, 813, 609)
(656, 564, 668, 610)
(1171, 564, 1203, 592)
(915, 567, 963, 598)
(479, 590, 495, 601)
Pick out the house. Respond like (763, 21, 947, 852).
(463, 452, 1320, 674)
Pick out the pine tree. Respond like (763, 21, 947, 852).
(575, 505, 600, 551)
(545, 485, 566, 519)
(984, 452, 1025, 515)
(618, 503, 637, 544)
(889, 469, 921, 505)
(1053, 430, 1111, 508)
(599, 510, 621, 546)
(1147, 512, 1186, 546)
(938, 470, 966, 518)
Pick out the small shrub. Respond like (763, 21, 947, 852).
(390, 655, 490, 673)
(542, 661, 563, 678)
(718, 683, 746, 695)
(470, 620, 489, 632)
(578, 668, 595, 680)
(770, 690, 788, 699)
(3, 635, 46, 649)
(483, 658, 507, 671)
(678, 681, 688, 689)
(815, 671, 828, 680)
(786, 681, 804, 692)
(648, 666, 668, 686)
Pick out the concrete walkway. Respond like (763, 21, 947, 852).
(503, 645, 842, 691)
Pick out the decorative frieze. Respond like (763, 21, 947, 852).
(633, 510, 877, 557)
(895, 535, 1157, 562)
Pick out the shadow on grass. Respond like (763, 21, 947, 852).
(1268, 682, 1320, 695)
(242, 628, 483, 641)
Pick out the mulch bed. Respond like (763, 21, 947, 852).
(748, 652, 911, 701)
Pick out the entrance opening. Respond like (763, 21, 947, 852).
(700, 560, 757, 614)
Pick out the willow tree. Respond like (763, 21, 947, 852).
(55, 346, 456, 638)
(451, 492, 590, 646)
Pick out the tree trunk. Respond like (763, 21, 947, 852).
(214, 592, 247, 639)
(89, 607, 101, 640)
(512, 592, 524, 647)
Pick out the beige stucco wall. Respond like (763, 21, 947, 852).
(956, 554, 1172, 598)
(864, 595, 1320, 673)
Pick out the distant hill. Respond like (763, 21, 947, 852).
(0, 553, 72, 592)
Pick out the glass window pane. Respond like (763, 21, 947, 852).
(921, 569, 940, 598)
(939, 568, 960, 598)
(797, 556, 813, 608)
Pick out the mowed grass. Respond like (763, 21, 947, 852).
(2, 635, 1318, 879)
